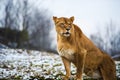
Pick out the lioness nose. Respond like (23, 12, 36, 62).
(66, 28, 70, 31)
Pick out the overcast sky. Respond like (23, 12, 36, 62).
(0, 0, 120, 36)
(38, 0, 120, 36)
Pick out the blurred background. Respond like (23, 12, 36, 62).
(0, 0, 120, 59)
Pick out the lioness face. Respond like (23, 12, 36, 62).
(53, 16, 74, 37)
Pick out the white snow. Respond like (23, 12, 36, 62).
(0, 48, 120, 79)
(0, 48, 76, 79)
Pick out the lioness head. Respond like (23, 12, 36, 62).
(53, 16, 74, 37)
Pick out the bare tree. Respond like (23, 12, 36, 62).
(4, 0, 11, 28)
(22, 0, 32, 30)
(28, 8, 52, 51)
(90, 21, 120, 56)
(0, 0, 53, 51)
(4, 0, 23, 30)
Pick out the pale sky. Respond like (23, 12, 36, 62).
(39, 0, 120, 36)
(0, 0, 120, 36)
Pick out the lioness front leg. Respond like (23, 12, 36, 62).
(75, 55, 84, 80)
(61, 57, 71, 80)
(76, 67, 83, 80)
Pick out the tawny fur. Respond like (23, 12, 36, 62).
(53, 16, 116, 80)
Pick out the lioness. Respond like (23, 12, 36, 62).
(53, 16, 116, 80)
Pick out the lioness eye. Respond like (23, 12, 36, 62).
(69, 24, 71, 27)
(60, 23, 64, 27)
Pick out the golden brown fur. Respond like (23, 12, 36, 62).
(53, 16, 116, 80)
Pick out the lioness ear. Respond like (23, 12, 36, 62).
(53, 16, 57, 23)
(70, 16, 74, 22)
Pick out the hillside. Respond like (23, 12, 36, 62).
(0, 48, 74, 80)
(0, 48, 120, 80)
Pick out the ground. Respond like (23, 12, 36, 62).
(0, 48, 75, 80)
(0, 48, 120, 80)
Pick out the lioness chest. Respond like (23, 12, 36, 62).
(57, 43, 75, 61)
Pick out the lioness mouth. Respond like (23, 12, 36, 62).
(63, 32, 70, 36)
(63, 32, 70, 35)
(65, 32, 70, 34)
